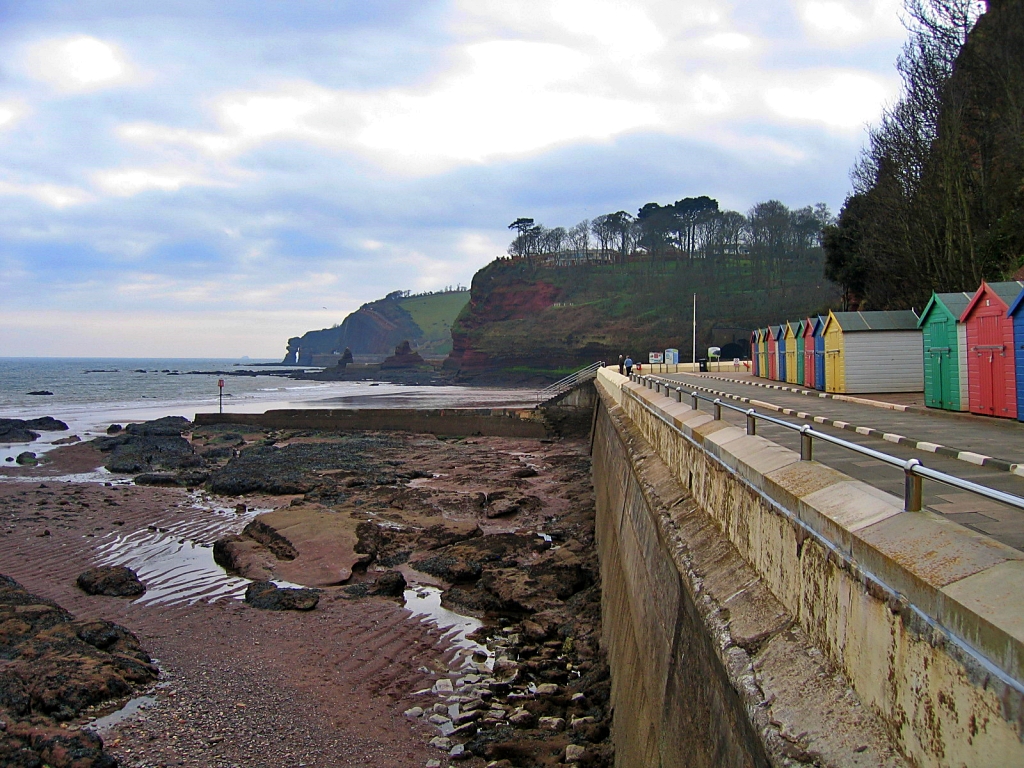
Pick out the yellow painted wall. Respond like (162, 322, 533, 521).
(823, 312, 845, 393)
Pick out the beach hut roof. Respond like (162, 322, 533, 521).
(917, 291, 972, 327)
(826, 310, 919, 333)
(1006, 284, 1024, 317)
(771, 324, 785, 339)
(960, 280, 1024, 321)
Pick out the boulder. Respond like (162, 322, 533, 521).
(243, 581, 319, 611)
(26, 390, 53, 396)
(370, 570, 407, 597)
(381, 340, 426, 369)
(106, 424, 123, 434)
(15, 452, 37, 466)
(76, 566, 146, 597)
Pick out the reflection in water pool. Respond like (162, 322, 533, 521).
(404, 586, 491, 671)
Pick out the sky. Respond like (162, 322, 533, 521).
(0, 0, 912, 358)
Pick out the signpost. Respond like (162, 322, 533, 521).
(218, 379, 224, 414)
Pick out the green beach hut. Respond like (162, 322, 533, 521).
(918, 291, 972, 411)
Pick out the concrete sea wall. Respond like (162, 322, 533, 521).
(194, 407, 548, 438)
(592, 367, 1024, 767)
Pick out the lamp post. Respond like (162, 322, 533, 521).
(218, 379, 224, 414)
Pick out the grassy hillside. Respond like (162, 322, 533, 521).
(446, 254, 838, 381)
(398, 291, 470, 356)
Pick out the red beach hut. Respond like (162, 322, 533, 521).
(767, 326, 778, 380)
(802, 318, 816, 388)
(959, 280, 1024, 418)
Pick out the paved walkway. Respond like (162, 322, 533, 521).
(662, 372, 1024, 473)
(652, 372, 1024, 552)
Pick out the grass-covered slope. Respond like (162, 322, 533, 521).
(445, 256, 837, 382)
(284, 290, 470, 364)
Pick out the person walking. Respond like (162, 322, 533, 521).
(624, 355, 633, 375)
(618, 354, 625, 375)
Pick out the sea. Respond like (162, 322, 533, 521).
(0, 357, 542, 463)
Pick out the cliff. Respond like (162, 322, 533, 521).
(283, 290, 470, 365)
(444, 256, 837, 383)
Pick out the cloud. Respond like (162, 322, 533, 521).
(93, 166, 236, 197)
(0, 179, 93, 208)
(0, 101, 29, 130)
(764, 70, 895, 130)
(22, 35, 138, 92)
(796, 0, 905, 45)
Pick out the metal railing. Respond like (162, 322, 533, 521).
(536, 361, 605, 402)
(629, 373, 1024, 515)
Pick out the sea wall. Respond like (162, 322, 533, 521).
(592, 367, 1024, 767)
(194, 408, 547, 438)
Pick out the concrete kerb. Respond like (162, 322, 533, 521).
(596, 367, 1024, 721)
(655, 375, 1022, 474)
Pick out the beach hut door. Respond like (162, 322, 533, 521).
(975, 315, 1006, 415)
(927, 346, 950, 409)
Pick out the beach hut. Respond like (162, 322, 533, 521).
(775, 324, 787, 381)
(784, 322, 798, 383)
(760, 329, 770, 379)
(802, 318, 816, 388)
(960, 281, 1024, 419)
(1007, 288, 1024, 422)
(794, 320, 806, 386)
(822, 310, 923, 393)
(814, 315, 826, 391)
(767, 326, 779, 380)
(750, 330, 760, 376)
(917, 291, 972, 411)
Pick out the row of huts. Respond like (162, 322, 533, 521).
(750, 281, 1024, 420)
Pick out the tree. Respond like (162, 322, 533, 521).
(567, 220, 590, 256)
(605, 211, 635, 262)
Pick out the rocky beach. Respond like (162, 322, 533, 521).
(0, 413, 612, 767)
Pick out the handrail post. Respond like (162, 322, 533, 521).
(691, 392, 698, 410)
(746, 408, 756, 436)
(800, 425, 813, 461)
(675, 387, 682, 403)
(904, 459, 923, 512)
(713, 398, 722, 420)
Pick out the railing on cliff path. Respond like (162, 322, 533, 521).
(536, 362, 605, 404)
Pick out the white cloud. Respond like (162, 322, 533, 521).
(700, 33, 754, 52)
(797, 0, 905, 45)
(764, 70, 895, 130)
(93, 166, 234, 197)
(0, 179, 92, 208)
(0, 101, 28, 130)
(23, 35, 138, 92)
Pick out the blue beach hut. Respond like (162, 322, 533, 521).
(775, 324, 787, 382)
(1006, 286, 1024, 422)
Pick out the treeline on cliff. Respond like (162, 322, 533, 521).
(506, 198, 831, 291)
(825, 0, 1024, 310)
(447, 205, 838, 381)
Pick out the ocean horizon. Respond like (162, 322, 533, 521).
(0, 357, 541, 463)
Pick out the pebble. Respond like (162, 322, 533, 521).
(449, 743, 469, 760)
(566, 744, 586, 761)
(538, 716, 565, 731)
(535, 683, 559, 695)
(433, 678, 454, 693)
(571, 716, 595, 729)
(428, 736, 452, 750)
(403, 707, 423, 719)
(426, 761, 441, 768)
(428, 714, 450, 726)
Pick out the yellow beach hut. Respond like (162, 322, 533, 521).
(822, 310, 923, 393)
(784, 321, 799, 384)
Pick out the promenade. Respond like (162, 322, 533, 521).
(661, 371, 1024, 551)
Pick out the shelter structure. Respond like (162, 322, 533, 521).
(960, 281, 1024, 419)
(794, 320, 806, 386)
(767, 326, 779, 380)
(802, 318, 816, 388)
(758, 329, 769, 379)
(917, 291, 972, 411)
(774, 324, 787, 381)
(822, 311, 922, 394)
(1007, 287, 1024, 423)
(750, 330, 759, 376)
(784, 322, 798, 384)
(813, 316, 826, 391)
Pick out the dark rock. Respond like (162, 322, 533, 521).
(14, 453, 37, 466)
(26, 390, 53, 396)
(92, 419, 200, 474)
(244, 581, 319, 611)
(106, 424, 123, 434)
(512, 466, 538, 478)
(242, 520, 297, 560)
(133, 473, 182, 486)
(370, 570, 407, 597)
(76, 566, 146, 597)
(51, 435, 81, 445)
(124, 416, 191, 437)
(0, 416, 67, 443)
(0, 574, 155, 767)
(381, 340, 426, 369)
